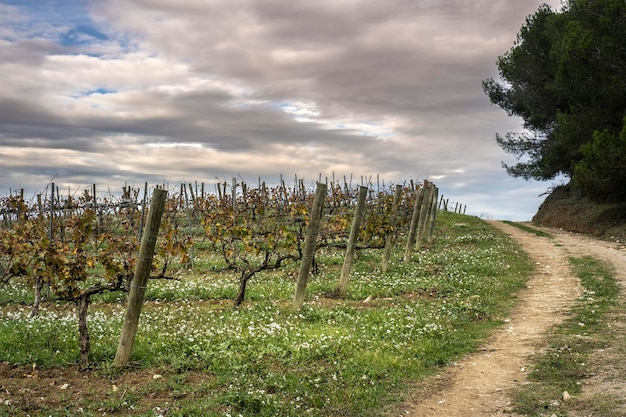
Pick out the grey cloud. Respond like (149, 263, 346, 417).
(0, 39, 62, 64)
(93, 0, 521, 128)
(1, 0, 563, 219)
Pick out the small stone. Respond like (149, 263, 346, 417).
(563, 391, 571, 401)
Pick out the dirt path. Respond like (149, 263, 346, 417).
(400, 220, 626, 417)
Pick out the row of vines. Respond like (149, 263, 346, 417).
(1, 178, 441, 367)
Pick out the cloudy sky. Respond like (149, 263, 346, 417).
(0, 0, 564, 220)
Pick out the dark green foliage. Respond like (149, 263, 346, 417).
(573, 119, 626, 202)
(484, 0, 626, 201)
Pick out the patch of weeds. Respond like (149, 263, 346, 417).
(570, 392, 626, 417)
(512, 385, 564, 416)
(93, 386, 141, 413)
(570, 256, 620, 300)
(510, 256, 619, 416)
(502, 220, 553, 238)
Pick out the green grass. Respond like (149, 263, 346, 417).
(510, 255, 622, 416)
(502, 220, 553, 238)
(0, 212, 536, 417)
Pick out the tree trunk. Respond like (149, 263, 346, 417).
(30, 276, 44, 318)
(234, 256, 268, 308)
(78, 294, 90, 369)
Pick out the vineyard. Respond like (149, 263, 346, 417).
(0, 178, 529, 417)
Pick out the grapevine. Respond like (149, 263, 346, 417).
(0, 178, 439, 365)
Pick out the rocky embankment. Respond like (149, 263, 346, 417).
(532, 185, 626, 243)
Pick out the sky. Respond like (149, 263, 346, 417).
(0, 0, 565, 220)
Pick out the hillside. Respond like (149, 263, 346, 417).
(532, 185, 626, 243)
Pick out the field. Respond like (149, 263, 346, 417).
(0, 201, 536, 416)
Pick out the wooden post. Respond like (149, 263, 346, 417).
(49, 182, 55, 241)
(40, 182, 56, 309)
(183, 185, 194, 269)
(382, 184, 403, 273)
(114, 188, 168, 367)
(428, 186, 439, 244)
(293, 182, 327, 310)
(188, 183, 196, 205)
(404, 186, 424, 263)
(337, 186, 368, 296)
(241, 182, 248, 202)
(376, 174, 380, 196)
(231, 178, 237, 264)
(232, 178, 237, 212)
(139, 182, 148, 241)
(37, 194, 43, 219)
(17, 189, 23, 222)
(416, 181, 434, 250)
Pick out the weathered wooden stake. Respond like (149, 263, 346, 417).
(337, 186, 368, 296)
(114, 188, 168, 367)
(37, 194, 43, 219)
(183, 185, 194, 269)
(416, 181, 434, 251)
(382, 184, 403, 273)
(138, 182, 148, 241)
(404, 186, 424, 263)
(49, 182, 55, 241)
(293, 182, 327, 310)
(232, 178, 237, 211)
(188, 183, 196, 205)
(428, 186, 439, 244)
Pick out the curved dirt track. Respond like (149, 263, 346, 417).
(399, 220, 626, 417)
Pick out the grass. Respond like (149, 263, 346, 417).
(0, 212, 536, 417)
(510, 255, 623, 416)
(502, 220, 553, 238)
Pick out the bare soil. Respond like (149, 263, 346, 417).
(399, 220, 626, 417)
